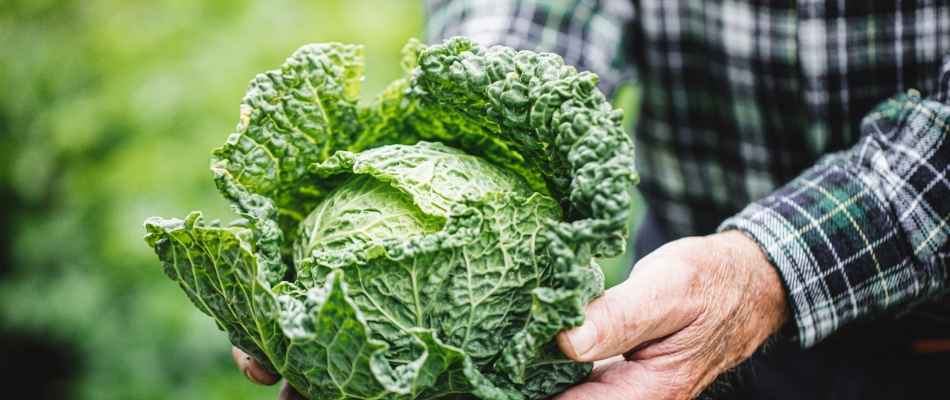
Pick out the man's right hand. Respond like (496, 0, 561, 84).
(232, 347, 306, 400)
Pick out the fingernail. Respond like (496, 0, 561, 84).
(235, 348, 280, 386)
(245, 358, 282, 386)
(241, 359, 261, 384)
(565, 320, 598, 357)
(239, 355, 265, 385)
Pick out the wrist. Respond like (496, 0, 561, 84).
(709, 230, 790, 338)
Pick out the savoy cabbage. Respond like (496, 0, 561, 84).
(144, 37, 638, 399)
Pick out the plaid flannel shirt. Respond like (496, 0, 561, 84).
(427, 0, 950, 347)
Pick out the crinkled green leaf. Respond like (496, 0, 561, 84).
(355, 39, 551, 196)
(212, 43, 367, 246)
(144, 185, 520, 399)
(145, 36, 638, 399)
(310, 141, 536, 218)
(296, 142, 565, 385)
(143, 208, 285, 373)
(291, 173, 445, 267)
(521, 341, 594, 400)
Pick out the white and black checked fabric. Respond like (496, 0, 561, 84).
(722, 88, 950, 347)
(428, 0, 950, 347)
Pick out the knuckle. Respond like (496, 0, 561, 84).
(598, 293, 636, 348)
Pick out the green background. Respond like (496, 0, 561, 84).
(0, 0, 641, 398)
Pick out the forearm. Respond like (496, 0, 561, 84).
(708, 230, 791, 346)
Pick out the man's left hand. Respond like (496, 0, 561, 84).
(555, 230, 790, 399)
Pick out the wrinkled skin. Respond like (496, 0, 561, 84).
(554, 230, 789, 399)
(237, 230, 789, 400)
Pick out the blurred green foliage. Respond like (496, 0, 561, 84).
(0, 1, 641, 398)
(0, 0, 424, 398)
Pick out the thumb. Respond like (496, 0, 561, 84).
(555, 251, 702, 362)
(233, 346, 281, 386)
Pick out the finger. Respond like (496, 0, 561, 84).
(556, 245, 704, 362)
(554, 359, 653, 399)
(588, 355, 625, 382)
(232, 346, 281, 386)
(278, 381, 308, 400)
(560, 355, 701, 400)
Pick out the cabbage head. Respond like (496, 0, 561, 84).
(144, 37, 638, 399)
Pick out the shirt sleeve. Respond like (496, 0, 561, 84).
(719, 57, 950, 348)
(425, 0, 636, 96)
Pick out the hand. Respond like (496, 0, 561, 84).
(554, 230, 790, 399)
(232, 347, 306, 400)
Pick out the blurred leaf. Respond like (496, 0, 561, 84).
(0, 1, 424, 398)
